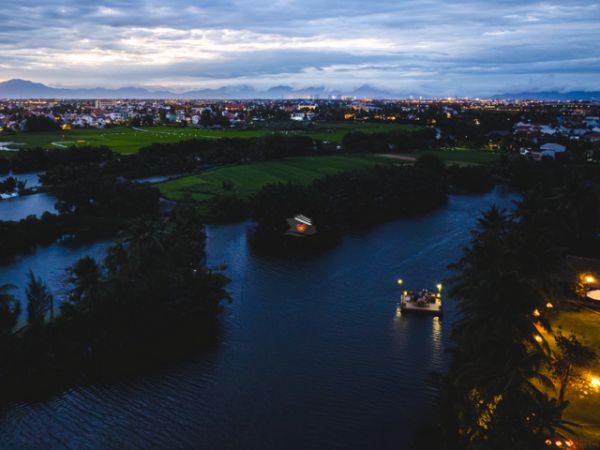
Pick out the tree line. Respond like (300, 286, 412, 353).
(246, 156, 495, 251)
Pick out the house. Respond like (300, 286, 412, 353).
(584, 133, 600, 144)
(531, 142, 567, 160)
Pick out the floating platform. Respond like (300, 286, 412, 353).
(400, 290, 442, 315)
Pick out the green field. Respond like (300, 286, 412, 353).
(0, 126, 270, 154)
(0, 123, 417, 154)
(157, 154, 394, 201)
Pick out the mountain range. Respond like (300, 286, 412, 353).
(1, 79, 599, 101)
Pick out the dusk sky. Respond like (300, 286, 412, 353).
(1, 1, 600, 96)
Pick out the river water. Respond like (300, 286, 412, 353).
(0, 192, 57, 221)
(0, 188, 516, 450)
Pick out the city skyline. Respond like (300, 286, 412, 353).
(1, 1, 600, 97)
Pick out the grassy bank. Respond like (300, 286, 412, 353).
(157, 154, 394, 201)
(390, 148, 501, 165)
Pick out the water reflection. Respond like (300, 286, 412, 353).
(133, 175, 175, 184)
(0, 192, 57, 221)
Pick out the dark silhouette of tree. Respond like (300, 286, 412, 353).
(65, 257, 101, 304)
(25, 270, 54, 325)
(25, 115, 60, 132)
(552, 331, 597, 403)
(445, 203, 567, 447)
(0, 284, 20, 337)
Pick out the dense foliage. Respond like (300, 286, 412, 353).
(0, 203, 230, 402)
(342, 127, 436, 153)
(250, 162, 449, 250)
(24, 115, 60, 132)
(0, 176, 26, 194)
(420, 162, 600, 449)
(0, 179, 160, 263)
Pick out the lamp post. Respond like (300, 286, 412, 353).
(436, 283, 443, 297)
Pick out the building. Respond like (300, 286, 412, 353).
(531, 142, 567, 160)
(94, 99, 118, 109)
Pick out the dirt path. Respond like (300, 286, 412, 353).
(377, 153, 417, 162)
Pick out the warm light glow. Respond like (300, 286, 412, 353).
(397, 279, 403, 285)
(534, 334, 543, 343)
(436, 283, 443, 291)
(584, 275, 596, 284)
(533, 309, 541, 317)
(295, 223, 307, 233)
(546, 302, 554, 309)
(591, 376, 600, 388)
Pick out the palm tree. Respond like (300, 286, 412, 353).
(0, 283, 20, 336)
(25, 270, 54, 326)
(552, 332, 597, 403)
(447, 202, 565, 445)
(66, 257, 101, 304)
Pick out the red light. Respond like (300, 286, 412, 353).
(295, 223, 307, 233)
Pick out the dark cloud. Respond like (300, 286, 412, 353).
(0, 0, 599, 95)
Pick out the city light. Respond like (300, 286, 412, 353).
(397, 279, 403, 285)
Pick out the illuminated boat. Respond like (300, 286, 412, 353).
(400, 290, 442, 315)
(397, 280, 443, 315)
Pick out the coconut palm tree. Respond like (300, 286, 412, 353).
(448, 202, 565, 446)
(0, 283, 20, 336)
(66, 257, 101, 304)
(25, 270, 54, 326)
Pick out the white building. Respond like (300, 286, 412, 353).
(532, 142, 567, 160)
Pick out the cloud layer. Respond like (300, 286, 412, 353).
(1, 0, 599, 95)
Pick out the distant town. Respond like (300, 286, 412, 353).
(1, 97, 599, 162)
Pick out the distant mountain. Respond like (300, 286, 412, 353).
(0, 79, 400, 100)
(5, 79, 598, 101)
(491, 91, 600, 101)
(0, 79, 177, 99)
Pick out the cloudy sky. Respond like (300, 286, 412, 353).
(1, 0, 599, 96)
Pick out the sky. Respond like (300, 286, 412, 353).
(1, 0, 599, 96)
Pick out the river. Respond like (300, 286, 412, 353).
(0, 192, 57, 221)
(0, 187, 516, 450)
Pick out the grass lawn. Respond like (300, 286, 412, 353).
(0, 122, 419, 154)
(536, 307, 600, 447)
(157, 154, 394, 201)
(549, 309, 600, 447)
